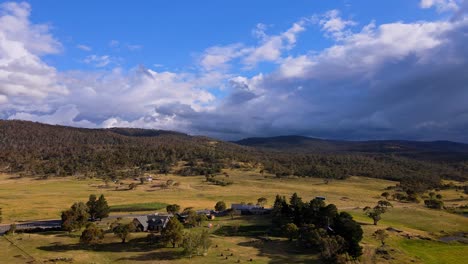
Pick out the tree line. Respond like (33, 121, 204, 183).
(1, 120, 467, 190)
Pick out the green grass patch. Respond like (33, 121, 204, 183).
(109, 202, 168, 212)
(398, 239, 468, 264)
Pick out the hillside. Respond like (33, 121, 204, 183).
(1, 120, 468, 186)
(235, 135, 468, 161)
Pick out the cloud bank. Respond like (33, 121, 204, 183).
(2, 1, 468, 142)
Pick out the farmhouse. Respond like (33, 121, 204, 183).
(133, 213, 172, 232)
(231, 204, 271, 215)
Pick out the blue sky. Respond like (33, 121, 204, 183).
(30, 0, 440, 72)
(1, 0, 468, 142)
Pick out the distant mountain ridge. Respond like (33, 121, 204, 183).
(234, 135, 468, 161)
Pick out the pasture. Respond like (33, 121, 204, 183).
(0, 170, 467, 263)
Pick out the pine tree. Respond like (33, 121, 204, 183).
(95, 195, 110, 220)
(86, 194, 97, 220)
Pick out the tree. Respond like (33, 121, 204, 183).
(373, 229, 388, 246)
(319, 235, 346, 263)
(95, 194, 110, 220)
(257, 197, 268, 207)
(166, 204, 181, 214)
(381, 192, 390, 200)
(80, 223, 104, 245)
(112, 222, 136, 243)
(61, 202, 90, 232)
(182, 230, 212, 258)
(424, 199, 444, 209)
(363, 200, 393, 225)
(86, 194, 97, 220)
(333, 212, 363, 259)
(161, 218, 184, 248)
(215, 201, 227, 211)
(284, 223, 299, 241)
(185, 210, 198, 227)
(86, 194, 109, 220)
(435, 194, 443, 200)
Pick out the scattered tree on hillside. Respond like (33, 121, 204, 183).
(373, 229, 389, 246)
(161, 218, 184, 248)
(363, 200, 393, 225)
(166, 204, 181, 214)
(112, 222, 136, 243)
(61, 202, 90, 232)
(215, 201, 227, 211)
(80, 223, 104, 245)
(381, 192, 390, 200)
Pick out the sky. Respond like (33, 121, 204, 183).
(1, 0, 468, 142)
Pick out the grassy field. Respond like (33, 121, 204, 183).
(109, 202, 168, 212)
(0, 170, 467, 263)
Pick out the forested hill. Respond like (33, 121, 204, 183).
(1, 120, 468, 188)
(235, 136, 468, 162)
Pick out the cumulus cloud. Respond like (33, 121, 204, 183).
(199, 19, 307, 71)
(318, 9, 357, 40)
(0, 1, 66, 107)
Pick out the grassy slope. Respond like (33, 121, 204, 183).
(0, 171, 467, 263)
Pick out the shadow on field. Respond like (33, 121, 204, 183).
(37, 236, 161, 254)
(238, 239, 320, 264)
(116, 250, 184, 261)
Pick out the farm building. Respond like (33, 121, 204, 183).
(133, 213, 172, 232)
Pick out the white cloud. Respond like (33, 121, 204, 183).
(76, 44, 91, 51)
(199, 43, 247, 71)
(0, 1, 66, 106)
(243, 21, 306, 67)
(83, 55, 112, 67)
(318, 9, 357, 40)
(420, 0, 460, 12)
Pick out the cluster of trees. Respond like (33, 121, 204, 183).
(61, 194, 110, 232)
(205, 175, 233, 186)
(272, 194, 363, 263)
(159, 218, 212, 257)
(424, 192, 445, 209)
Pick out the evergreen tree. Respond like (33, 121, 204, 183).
(86, 194, 97, 220)
(95, 195, 110, 220)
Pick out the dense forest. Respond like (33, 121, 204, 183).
(1, 120, 467, 189)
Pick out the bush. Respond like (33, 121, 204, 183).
(424, 199, 444, 209)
